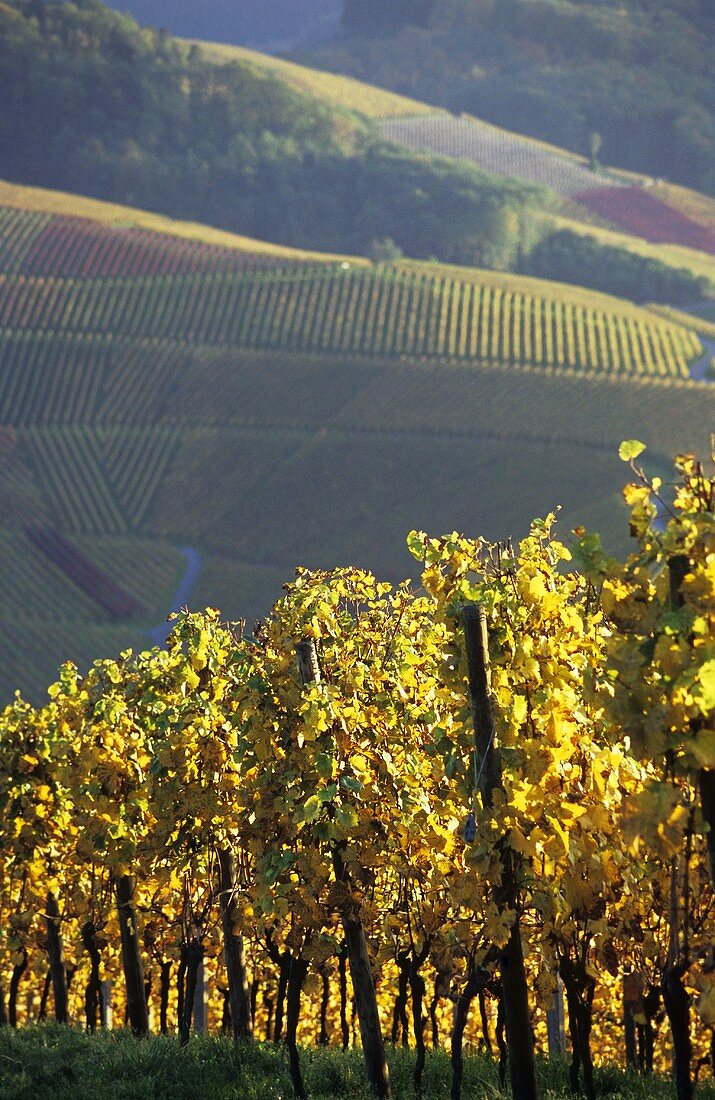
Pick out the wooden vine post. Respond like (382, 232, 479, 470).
(296, 639, 392, 1100)
(45, 891, 68, 1024)
(217, 846, 253, 1040)
(114, 874, 149, 1036)
(462, 605, 538, 1100)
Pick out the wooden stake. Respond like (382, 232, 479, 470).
(461, 605, 538, 1100)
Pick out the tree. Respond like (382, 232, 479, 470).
(342, 0, 435, 33)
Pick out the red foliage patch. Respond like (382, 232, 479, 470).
(18, 217, 288, 278)
(574, 186, 715, 255)
(26, 525, 145, 620)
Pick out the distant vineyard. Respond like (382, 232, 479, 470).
(0, 266, 702, 383)
(25, 524, 145, 619)
(0, 195, 711, 707)
(379, 114, 624, 198)
(0, 617, 144, 706)
(0, 526, 184, 701)
(379, 117, 715, 258)
(19, 425, 180, 534)
(0, 208, 300, 278)
(575, 187, 715, 255)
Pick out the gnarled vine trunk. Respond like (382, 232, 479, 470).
(114, 875, 148, 1036)
(217, 846, 253, 1041)
(45, 891, 68, 1024)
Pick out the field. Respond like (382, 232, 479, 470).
(0, 1026, 698, 1100)
(185, 39, 439, 119)
(378, 117, 715, 273)
(379, 114, 620, 198)
(0, 206, 702, 377)
(575, 186, 715, 254)
(185, 38, 715, 278)
(0, 180, 355, 264)
(0, 184, 713, 703)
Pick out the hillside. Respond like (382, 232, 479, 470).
(1, 183, 713, 704)
(302, 0, 715, 197)
(193, 38, 715, 298)
(0, 0, 538, 266)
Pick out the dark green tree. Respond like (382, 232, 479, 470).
(342, 0, 435, 33)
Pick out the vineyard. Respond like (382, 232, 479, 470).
(1, 456, 715, 1100)
(575, 187, 715, 255)
(1, 268, 701, 375)
(378, 116, 715, 264)
(0, 188, 713, 707)
(379, 114, 621, 198)
(0, 207, 703, 379)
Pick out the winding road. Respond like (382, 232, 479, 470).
(146, 546, 203, 646)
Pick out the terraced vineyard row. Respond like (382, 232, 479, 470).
(0, 208, 52, 272)
(0, 519, 181, 614)
(0, 332, 186, 427)
(0, 267, 702, 379)
(18, 426, 180, 535)
(0, 332, 113, 425)
(0, 527, 106, 621)
(379, 114, 625, 198)
(69, 536, 184, 613)
(0, 205, 307, 278)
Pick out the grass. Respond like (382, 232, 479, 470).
(0, 1026, 711, 1100)
(184, 39, 439, 120)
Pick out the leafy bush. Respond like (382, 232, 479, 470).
(522, 229, 709, 304)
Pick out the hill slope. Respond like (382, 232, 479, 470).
(193, 38, 715, 293)
(0, 0, 537, 265)
(302, 0, 715, 196)
(1, 183, 713, 703)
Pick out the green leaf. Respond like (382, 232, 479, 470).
(685, 729, 715, 769)
(315, 751, 333, 777)
(299, 795, 323, 823)
(406, 530, 425, 561)
(340, 775, 363, 794)
(695, 660, 715, 715)
(335, 804, 358, 830)
(618, 440, 646, 462)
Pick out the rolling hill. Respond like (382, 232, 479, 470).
(302, 0, 715, 197)
(1, 181, 713, 704)
(192, 38, 715, 294)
